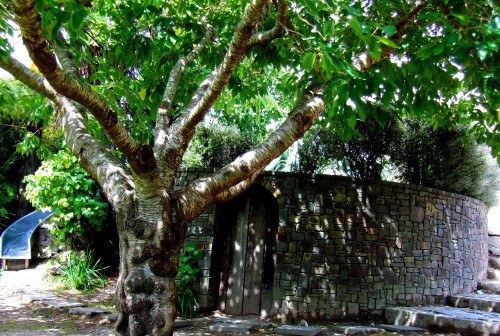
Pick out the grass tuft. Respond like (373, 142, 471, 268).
(58, 249, 107, 291)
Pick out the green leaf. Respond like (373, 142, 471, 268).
(350, 17, 364, 39)
(367, 40, 382, 59)
(487, 42, 499, 52)
(432, 42, 445, 56)
(71, 10, 87, 30)
(373, 35, 398, 48)
(477, 44, 489, 61)
(341, 4, 361, 16)
(301, 52, 316, 72)
(320, 53, 336, 80)
(485, 16, 500, 33)
(381, 25, 397, 37)
(347, 113, 357, 129)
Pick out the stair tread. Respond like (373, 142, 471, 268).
(387, 306, 500, 322)
(386, 305, 500, 334)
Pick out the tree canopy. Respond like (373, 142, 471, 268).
(0, 0, 499, 335)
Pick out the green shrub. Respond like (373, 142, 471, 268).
(390, 120, 500, 206)
(176, 242, 204, 318)
(182, 123, 255, 168)
(23, 150, 108, 247)
(293, 115, 401, 179)
(58, 249, 107, 291)
(292, 125, 337, 174)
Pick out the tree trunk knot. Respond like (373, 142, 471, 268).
(149, 258, 178, 277)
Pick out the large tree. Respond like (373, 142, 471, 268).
(0, 0, 498, 335)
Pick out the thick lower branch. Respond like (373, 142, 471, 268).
(0, 56, 56, 100)
(59, 97, 134, 207)
(175, 84, 325, 223)
(11, 0, 153, 175)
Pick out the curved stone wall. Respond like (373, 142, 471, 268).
(177, 169, 488, 320)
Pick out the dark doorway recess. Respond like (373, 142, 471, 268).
(209, 184, 279, 316)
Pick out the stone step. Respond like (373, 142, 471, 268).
(43, 300, 87, 308)
(69, 307, 112, 316)
(488, 269, 500, 281)
(208, 323, 254, 333)
(330, 326, 383, 335)
(274, 325, 323, 335)
(490, 256, 500, 270)
(447, 294, 500, 312)
(385, 306, 500, 335)
(479, 280, 500, 294)
(489, 236, 500, 250)
(489, 245, 500, 257)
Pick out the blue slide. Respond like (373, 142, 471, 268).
(0, 210, 54, 269)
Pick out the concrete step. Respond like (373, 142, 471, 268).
(385, 306, 500, 335)
(489, 245, 500, 257)
(490, 256, 500, 270)
(488, 269, 500, 281)
(479, 280, 500, 294)
(490, 236, 500, 250)
(447, 294, 500, 312)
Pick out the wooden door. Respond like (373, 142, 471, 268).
(224, 197, 266, 315)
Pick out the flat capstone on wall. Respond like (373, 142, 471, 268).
(176, 168, 489, 320)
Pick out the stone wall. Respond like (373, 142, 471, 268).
(32, 223, 55, 258)
(178, 169, 489, 320)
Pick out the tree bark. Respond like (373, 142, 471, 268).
(114, 192, 186, 336)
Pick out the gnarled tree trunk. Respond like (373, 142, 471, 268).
(113, 191, 187, 336)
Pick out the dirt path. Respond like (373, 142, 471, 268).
(0, 260, 115, 335)
(0, 260, 463, 336)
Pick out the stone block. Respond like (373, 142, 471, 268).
(332, 326, 384, 335)
(43, 301, 87, 308)
(274, 325, 323, 336)
(209, 323, 253, 333)
(69, 307, 112, 315)
(410, 206, 425, 222)
(380, 324, 427, 332)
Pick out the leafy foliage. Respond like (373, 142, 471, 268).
(176, 242, 203, 318)
(291, 125, 338, 174)
(0, 117, 23, 226)
(57, 249, 108, 291)
(23, 150, 108, 246)
(390, 120, 500, 206)
(293, 115, 401, 179)
(0, 81, 37, 226)
(294, 117, 499, 206)
(182, 123, 256, 168)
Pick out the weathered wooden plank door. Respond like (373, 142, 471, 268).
(225, 197, 266, 315)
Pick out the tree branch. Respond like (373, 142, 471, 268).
(247, 0, 288, 49)
(178, 0, 275, 126)
(0, 49, 134, 205)
(0, 55, 56, 100)
(58, 96, 135, 207)
(10, 0, 155, 174)
(160, 0, 282, 186)
(52, 33, 84, 83)
(174, 84, 325, 223)
(154, 25, 215, 152)
(212, 169, 263, 204)
(353, 0, 429, 72)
